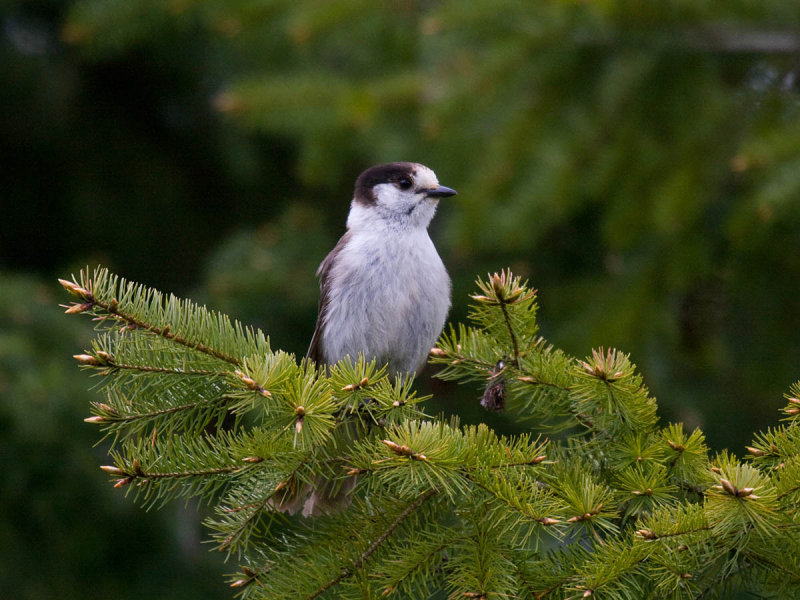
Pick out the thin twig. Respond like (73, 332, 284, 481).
(498, 299, 521, 367)
(107, 361, 224, 376)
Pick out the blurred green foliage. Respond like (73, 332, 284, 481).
(2, 0, 800, 597)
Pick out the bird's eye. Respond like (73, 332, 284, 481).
(396, 178, 413, 191)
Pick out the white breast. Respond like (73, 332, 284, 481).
(321, 227, 451, 375)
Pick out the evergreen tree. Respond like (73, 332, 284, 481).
(62, 267, 800, 598)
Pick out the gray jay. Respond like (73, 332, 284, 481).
(274, 161, 456, 516)
(308, 161, 456, 375)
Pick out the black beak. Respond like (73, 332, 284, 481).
(425, 185, 457, 198)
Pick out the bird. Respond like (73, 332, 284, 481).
(273, 161, 457, 516)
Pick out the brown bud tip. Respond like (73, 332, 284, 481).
(566, 516, 580, 523)
(295, 406, 305, 416)
(342, 384, 357, 392)
(746, 446, 766, 457)
(359, 376, 369, 387)
(636, 529, 656, 540)
(132, 458, 143, 474)
(470, 294, 494, 303)
(346, 468, 364, 476)
(114, 477, 132, 488)
(710, 466, 721, 474)
(667, 440, 685, 452)
(583, 590, 593, 598)
(64, 302, 93, 314)
(429, 347, 447, 357)
(230, 579, 248, 588)
(274, 481, 286, 492)
(787, 397, 800, 405)
(540, 517, 559, 526)
(530, 455, 547, 464)
(242, 456, 263, 463)
(517, 376, 537, 384)
(680, 573, 692, 579)
(95, 350, 112, 363)
(719, 478, 737, 496)
(491, 272, 504, 296)
(74, 353, 100, 366)
(677, 544, 688, 552)
(100, 465, 124, 475)
(381, 586, 394, 596)
(738, 486, 755, 496)
(392, 400, 400, 407)
(295, 418, 303, 433)
(84, 416, 106, 423)
(58, 279, 93, 300)
(785, 407, 800, 415)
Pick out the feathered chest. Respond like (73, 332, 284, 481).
(318, 229, 451, 373)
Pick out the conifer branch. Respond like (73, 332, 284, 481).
(94, 295, 242, 366)
(306, 489, 437, 599)
(63, 268, 800, 598)
(464, 472, 559, 527)
(92, 398, 223, 423)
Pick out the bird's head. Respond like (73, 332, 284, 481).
(347, 162, 456, 231)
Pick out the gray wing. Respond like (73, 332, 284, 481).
(306, 231, 351, 365)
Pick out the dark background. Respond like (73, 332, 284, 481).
(2, 1, 800, 597)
